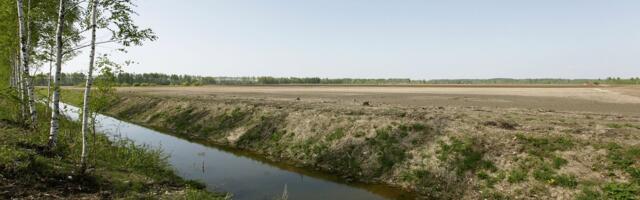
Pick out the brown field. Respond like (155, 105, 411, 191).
(114, 85, 640, 116)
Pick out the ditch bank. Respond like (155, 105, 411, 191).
(94, 92, 640, 199)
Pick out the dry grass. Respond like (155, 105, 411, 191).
(89, 88, 640, 199)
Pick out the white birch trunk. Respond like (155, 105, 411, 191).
(16, 0, 38, 126)
(80, 0, 99, 171)
(48, 0, 66, 149)
(46, 48, 53, 115)
(16, 55, 26, 120)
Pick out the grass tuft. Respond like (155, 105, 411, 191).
(437, 137, 496, 175)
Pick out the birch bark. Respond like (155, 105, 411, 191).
(46, 54, 52, 115)
(48, 0, 66, 149)
(16, 54, 26, 120)
(80, 0, 98, 171)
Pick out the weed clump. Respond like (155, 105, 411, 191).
(325, 128, 345, 141)
(551, 155, 569, 169)
(436, 137, 496, 175)
(603, 183, 639, 200)
(237, 114, 286, 149)
(575, 187, 603, 200)
(192, 107, 250, 138)
(483, 119, 519, 130)
(366, 127, 407, 175)
(507, 168, 528, 183)
(510, 134, 583, 189)
(606, 143, 640, 183)
(576, 183, 640, 200)
(515, 134, 574, 157)
(478, 171, 504, 188)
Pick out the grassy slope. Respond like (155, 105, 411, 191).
(64, 89, 640, 199)
(0, 92, 227, 199)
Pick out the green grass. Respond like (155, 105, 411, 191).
(507, 168, 528, 183)
(477, 171, 504, 188)
(530, 162, 577, 188)
(607, 143, 640, 168)
(1, 91, 226, 199)
(510, 134, 583, 188)
(207, 107, 250, 135)
(606, 143, 640, 183)
(576, 183, 640, 200)
(325, 128, 345, 141)
(602, 183, 639, 200)
(553, 174, 578, 188)
(515, 134, 574, 157)
(575, 187, 604, 200)
(367, 127, 408, 174)
(237, 114, 286, 148)
(552, 155, 569, 169)
(607, 123, 624, 129)
(436, 137, 496, 175)
(35, 88, 85, 105)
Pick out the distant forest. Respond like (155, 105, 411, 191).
(32, 72, 640, 86)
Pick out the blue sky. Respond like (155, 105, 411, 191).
(66, 0, 640, 79)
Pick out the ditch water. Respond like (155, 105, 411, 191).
(59, 103, 414, 200)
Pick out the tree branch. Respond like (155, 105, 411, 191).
(62, 0, 88, 15)
(63, 39, 120, 55)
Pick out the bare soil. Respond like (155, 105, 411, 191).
(115, 85, 640, 116)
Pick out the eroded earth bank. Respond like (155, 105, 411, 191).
(94, 89, 640, 199)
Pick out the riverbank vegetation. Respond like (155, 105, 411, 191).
(71, 89, 640, 199)
(1, 0, 225, 197)
(0, 94, 226, 199)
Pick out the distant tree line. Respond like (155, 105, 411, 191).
(32, 72, 425, 86)
(256, 76, 421, 85)
(428, 77, 640, 85)
(32, 72, 640, 86)
(32, 72, 254, 86)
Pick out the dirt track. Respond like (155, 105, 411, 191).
(114, 85, 640, 116)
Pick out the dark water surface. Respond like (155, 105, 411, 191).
(60, 103, 413, 200)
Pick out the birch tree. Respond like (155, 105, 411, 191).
(77, 0, 156, 171)
(42, 0, 83, 149)
(16, 54, 27, 120)
(80, 0, 98, 171)
(34, 1, 81, 115)
(47, 0, 67, 149)
(16, 0, 40, 126)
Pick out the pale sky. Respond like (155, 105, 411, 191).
(65, 0, 640, 79)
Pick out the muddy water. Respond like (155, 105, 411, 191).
(59, 103, 414, 200)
